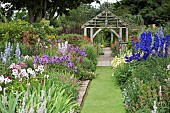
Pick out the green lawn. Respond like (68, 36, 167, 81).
(81, 66, 125, 113)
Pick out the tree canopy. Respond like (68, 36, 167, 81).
(1, 0, 99, 24)
(114, 0, 170, 25)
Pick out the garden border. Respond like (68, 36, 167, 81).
(76, 80, 91, 108)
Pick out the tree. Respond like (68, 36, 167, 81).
(1, 0, 100, 24)
(113, 0, 170, 25)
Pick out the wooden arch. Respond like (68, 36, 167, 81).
(81, 9, 129, 44)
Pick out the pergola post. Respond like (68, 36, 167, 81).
(119, 28, 122, 54)
(90, 28, 94, 44)
(126, 28, 128, 42)
(84, 28, 87, 37)
(111, 32, 113, 44)
(119, 28, 122, 41)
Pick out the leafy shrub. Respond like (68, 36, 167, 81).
(85, 44, 98, 66)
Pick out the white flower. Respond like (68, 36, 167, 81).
(44, 74, 49, 79)
(27, 68, 36, 77)
(21, 69, 26, 73)
(38, 65, 44, 73)
(167, 64, 170, 70)
(12, 69, 19, 76)
(0, 86, 2, 91)
(4, 78, 12, 84)
(30, 70, 36, 77)
(20, 69, 29, 78)
(0, 75, 4, 83)
(24, 55, 29, 61)
(27, 68, 33, 74)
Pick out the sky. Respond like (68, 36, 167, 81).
(91, 0, 121, 8)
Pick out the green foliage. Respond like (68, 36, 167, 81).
(94, 43, 103, 55)
(85, 44, 98, 66)
(114, 57, 170, 112)
(0, 20, 29, 48)
(0, 82, 78, 113)
(164, 22, 170, 35)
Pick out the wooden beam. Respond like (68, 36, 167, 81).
(109, 29, 119, 38)
(93, 28, 103, 39)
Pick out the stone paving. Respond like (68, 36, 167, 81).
(97, 47, 113, 66)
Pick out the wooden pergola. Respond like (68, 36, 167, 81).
(81, 9, 128, 45)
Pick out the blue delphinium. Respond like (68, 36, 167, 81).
(125, 27, 170, 62)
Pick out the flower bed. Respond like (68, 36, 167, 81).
(0, 35, 98, 112)
(113, 28, 170, 113)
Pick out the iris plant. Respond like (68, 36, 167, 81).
(33, 42, 87, 73)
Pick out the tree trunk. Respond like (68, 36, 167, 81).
(28, 8, 34, 24)
(44, 0, 47, 18)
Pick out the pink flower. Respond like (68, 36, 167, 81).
(14, 64, 21, 70)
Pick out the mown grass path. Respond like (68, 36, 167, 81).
(81, 66, 125, 113)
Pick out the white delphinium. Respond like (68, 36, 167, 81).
(15, 43, 21, 61)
